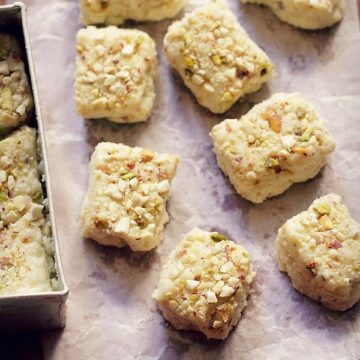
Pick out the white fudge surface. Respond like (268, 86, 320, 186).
(0, 126, 55, 295)
(80, 0, 186, 25)
(153, 228, 255, 340)
(163, 0, 273, 114)
(76, 26, 157, 123)
(80, 142, 179, 252)
(210, 93, 336, 203)
(242, 0, 344, 30)
(276, 194, 360, 311)
(0, 33, 33, 131)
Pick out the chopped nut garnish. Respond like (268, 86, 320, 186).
(210, 232, 228, 242)
(184, 56, 194, 68)
(141, 149, 154, 162)
(314, 203, 331, 215)
(263, 108, 282, 133)
(206, 290, 218, 303)
(121, 172, 135, 181)
(319, 215, 333, 230)
(328, 240, 342, 249)
(0, 33, 33, 130)
(0, 191, 8, 203)
(211, 54, 222, 65)
(153, 228, 255, 339)
(266, 157, 280, 168)
(219, 285, 235, 297)
(300, 127, 313, 142)
(292, 146, 308, 155)
(221, 91, 233, 102)
(163, 1, 273, 114)
(80, 142, 179, 251)
(186, 279, 200, 290)
(75, 27, 157, 123)
(306, 261, 317, 269)
(1, 87, 13, 111)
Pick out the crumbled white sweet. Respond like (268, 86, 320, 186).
(242, 0, 344, 30)
(80, 142, 179, 251)
(0, 126, 55, 295)
(0, 33, 33, 131)
(76, 26, 157, 123)
(153, 228, 255, 340)
(210, 93, 336, 203)
(276, 194, 360, 311)
(80, 0, 186, 25)
(163, 0, 273, 113)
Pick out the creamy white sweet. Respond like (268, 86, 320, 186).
(210, 93, 336, 203)
(80, 0, 186, 26)
(76, 26, 157, 123)
(0, 33, 33, 131)
(80, 142, 179, 251)
(241, 0, 344, 30)
(0, 126, 55, 295)
(163, 0, 273, 113)
(276, 194, 360, 311)
(153, 228, 255, 339)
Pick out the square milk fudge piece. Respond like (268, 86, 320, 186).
(80, 0, 186, 26)
(241, 0, 344, 30)
(0, 33, 33, 131)
(210, 93, 336, 204)
(76, 26, 157, 123)
(0, 126, 54, 295)
(80, 142, 179, 251)
(153, 228, 255, 340)
(276, 194, 360, 311)
(163, 0, 273, 114)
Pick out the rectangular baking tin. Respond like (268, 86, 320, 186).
(0, 2, 69, 334)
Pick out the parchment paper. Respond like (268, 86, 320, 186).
(8, 0, 360, 358)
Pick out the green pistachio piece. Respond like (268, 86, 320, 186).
(314, 203, 330, 215)
(210, 232, 227, 242)
(0, 191, 8, 203)
(121, 172, 135, 181)
(299, 127, 313, 142)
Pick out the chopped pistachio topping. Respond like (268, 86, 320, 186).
(211, 54, 222, 65)
(1, 87, 13, 112)
(266, 157, 280, 168)
(33, 191, 43, 203)
(319, 215, 333, 230)
(184, 56, 194, 68)
(210, 232, 228, 242)
(300, 127, 313, 142)
(292, 146, 308, 155)
(0, 191, 8, 203)
(221, 91, 233, 102)
(263, 108, 281, 133)
(121, 172, 135, 181)
(314, 203, 330, 215)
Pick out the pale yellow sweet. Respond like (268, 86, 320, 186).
(80, 0, 186, 25)
(163, 0, 273, 114)
(210, 93, 336, 203)
(76, 26, 157, 123)
(153, 228, 255, 339)
(276, 194, 360, 311)
(0, 33, 33, 131)
(80, 142, 179, 251)
(0, 127, 55, 295)
(241, 0, 344, 30)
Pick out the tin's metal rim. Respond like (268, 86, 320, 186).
(0, 2, 69, 300)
